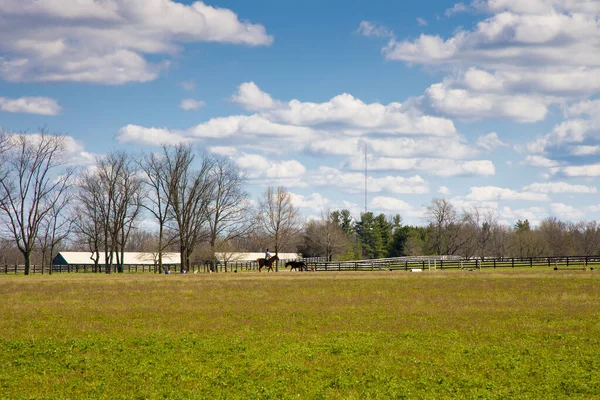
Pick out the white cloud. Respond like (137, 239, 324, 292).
(348, 156, 495, 177)
(117, 124, 191, 146)
(417, 18, 428, 26)
(522, 155, 562, 168)
(179, 99, 206, 111)
(371, 196, 413, 212)
(438, 186, 451, 195)
(313, 166, 430, 195)
(209, 146, 238, 156)
(552, 164, 600, 177)
(526, 120, 593, 154)
(551, 203, 584, 219)
(230, 81, 278, 111)
(445, 3, 469, 17)
(523, 182, 597, 194)
(357, 21, 394, 38)
(423, 81, 549, 122)
(569, 145, 600, 156)
(382, 2, 600, 103)
(0, 96, 61, 115)
(190, 115, 317, 139)
(289, 192, 332, 212)
(500, 206, 547, 226)
(264, 90, 456, 136)
(0, 0, 272, 84)
(236, 154, 307, 180)
(465, 186, 549, 201)
(310, 136, 472, 158)
(476, 132, 507, 151)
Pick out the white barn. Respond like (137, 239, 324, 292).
(52, 252, 181, 266)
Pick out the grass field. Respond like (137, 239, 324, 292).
(1, 270, 599, 399)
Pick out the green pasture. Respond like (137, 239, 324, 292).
(1, 271, 599, 399)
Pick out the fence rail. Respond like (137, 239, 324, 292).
(2, 255, 599, 275)
(304, 255, 600, 272)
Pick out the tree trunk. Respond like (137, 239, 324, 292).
(158, 224, 164, 273)
(24, 251, 31, 275)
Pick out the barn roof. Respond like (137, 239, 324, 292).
(53, 252, 181, 265)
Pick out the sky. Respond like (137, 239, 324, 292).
(1, 0, 600, 227)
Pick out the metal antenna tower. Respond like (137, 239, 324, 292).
(364, 142, 368, 213)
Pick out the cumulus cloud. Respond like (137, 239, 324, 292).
(465, 186, 549, 202)
(522, 182, 597, 194)
(179, 99, 206, 111)
(347, 156, 495, 177)
(117, 124, 191, 146)
(445, 3, 469, 16)
(0, 0, 273, 84)
(371, 196, 426, 218)
(313, 166, 430, 195)
(521, 155, 562, 168)
(551, 203, 584, 219)
(310, 136, 472, 158)
(0, 96, 61, 115)
(289, 192, 332, 212)
(569, 145, 600, 156)
(438, 186, 451, 195)
(526, 120, 593, 154)
(551, 164, 600, 177)
(230, 81, 278, 111)
(381, 0, 600, 129)
(476, 132, 507, 151)
(236, 154, 307, 181)
(500, 206, 547, 226)
(423, 80, 550, 123)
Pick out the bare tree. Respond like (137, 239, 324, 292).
(570, 221, 600, 256)
(138, 151, 177, 273)
(302, 212, 348, 261)
(74, 172, 104, 271)
(163, 144, 215, 272)
(538, 217, 571, 257)
(207, 155, 253, 270)
(37, 190, 74, 274)
(489, 223, 512, 258)
(257, 186, 302, 271)
(425, 198, 464, 255)
(463, 207, 497, 260)
(76, 151, 143, 273)
(0, 133, 74, 275)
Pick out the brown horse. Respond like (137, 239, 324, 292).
(257, 255, 279, 272)
(286, 260, 307, 271)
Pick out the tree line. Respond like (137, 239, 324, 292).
(300, 198, 600, 261)
(1, 131, 599, 275)
(0, 131, 303, 274)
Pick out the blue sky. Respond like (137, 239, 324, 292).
(1, 0, 600, 226)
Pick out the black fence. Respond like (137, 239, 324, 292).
(0, 256, 328, 275)
(2, 255, 597, 275)
(304, 255, 600, 272)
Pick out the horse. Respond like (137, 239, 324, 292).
(286, 260, 307, 272)
(257, 255, 279, 272)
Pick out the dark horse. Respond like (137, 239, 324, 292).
(286, 260, 307, 272)
(257, 255, 279, 272)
